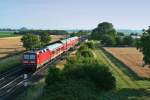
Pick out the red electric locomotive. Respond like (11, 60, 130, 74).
(23, 36, 79, 71)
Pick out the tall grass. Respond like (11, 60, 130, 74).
(0, 54, 22, 73)
(16, 81, 44, 100)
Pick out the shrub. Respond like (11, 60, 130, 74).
(78, 44, 88, 51)
(77, 50, 94, 58)
(64, 64, 116, 91)
(45, 67, 63, 86)
(66, 56, 80, 65)
(85, 41, 95, 49)
(43, 79, 99, 100)
(65, 57, 98, 70)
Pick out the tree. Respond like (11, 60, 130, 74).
(115, 36, 124, 46)
(137, 27, 150, 66)
(21, 33, 41, 50)
(70, 30, 90, 37)
(91, 22, 117, 45)
(102, 35, 116, 46)
(123, 36, 134, 46)
(39, 32, 51, 46)
(117, 32, 125, 36)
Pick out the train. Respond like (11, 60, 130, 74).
(22, 36, 79, 71)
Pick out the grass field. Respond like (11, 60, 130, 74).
(104, 47, 150, 79)
(0, 54, 22, 73)
(0, 31, 19, 38)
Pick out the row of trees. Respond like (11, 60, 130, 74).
(116, 34, 138, 46)
(91, 22, 139, 46)
(15, 30, 68, 35)
(21, 32, 51, 50)
(70, 30, 90, 37)
(137, 27, 150, 66)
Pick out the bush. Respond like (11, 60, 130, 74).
(45, 67, 63, 86)
(85, 42, 95, 49)
(64, 64, 116, 90)
(78, 44, 88, 51)
(43, 80, 99, 100)
(77, 50, 94, 58)
(65, 57, 98, 70)
(66, 56, 79, 65)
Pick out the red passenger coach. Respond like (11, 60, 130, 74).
(23, 36, 79, 71)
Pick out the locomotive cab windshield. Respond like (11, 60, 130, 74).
(23, 52, 36, 65)
(24, 53, 36, 60)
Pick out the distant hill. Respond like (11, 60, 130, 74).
(117, 29, 143, 35)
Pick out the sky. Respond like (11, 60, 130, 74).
(0, 0, 150, 30)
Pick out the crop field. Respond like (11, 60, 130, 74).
(104, 47, 150, 79)
(0, 36, 24, 58)
(0, 35, 66, 59)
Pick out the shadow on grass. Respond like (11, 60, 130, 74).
(100, 88, 150, 100)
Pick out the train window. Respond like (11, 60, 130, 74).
(24, 55, 29, 59)
(30, 55, 35, 59)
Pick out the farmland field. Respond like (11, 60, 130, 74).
(104, 47, 150, 79)
(0, 36, 24, 58)
(0, 35, 66, 59)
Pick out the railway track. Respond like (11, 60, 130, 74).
(0, 67, 24, 88)
(0, 50, 73, 100)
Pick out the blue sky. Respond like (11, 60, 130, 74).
(0, 0, 150, 29)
